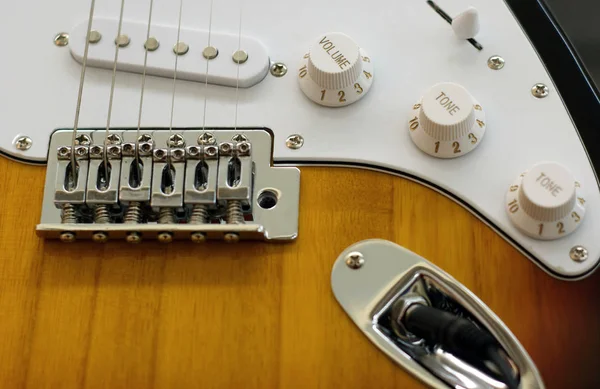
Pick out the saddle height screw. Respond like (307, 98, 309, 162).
(345, 252, 365, 269)
(286, 134, 304, 150)
(487, 55, 505, 70)
(14, 136, 32, 151)
(570, 246, 588, 262)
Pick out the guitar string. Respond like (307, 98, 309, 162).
(168, 0, 185, 168)
(103, 0, 128, 175)
(135, 0, 156, 168)
(70, 0, 97, 184)
(233, 0, 243, 131)
(201, 0, 215, 132)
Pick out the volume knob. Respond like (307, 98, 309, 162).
(409, 82, 486, 158)
(298, 32, 373, 107)
(506, 162, 586, 240)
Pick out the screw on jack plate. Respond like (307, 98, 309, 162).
(270, 62, 288, 77)
(570, 246, 588, 262)
(15, 136, 32, 151)
(531, 83, 549, 98)
(286, 134, 304, 150)
(487, 55, 505, 70)
(345, 252, 365, 269)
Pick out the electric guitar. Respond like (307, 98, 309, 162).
(1, 0, 599, 387)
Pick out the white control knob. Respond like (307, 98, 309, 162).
(452, 7, 480, 40)
(298, 32, 373, 107)
(409, 82, 486, 158)
(506, 162, 586, 240)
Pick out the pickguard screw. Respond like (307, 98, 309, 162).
(75, 134, 91, 145)
(198, 132, 216, 145)
(54, 32, 69, 47)
(345, 252, 365, 269)
(487, 55, 505, 70)
(88, 30, 102, 44)
(232, 50, 249, 64)
(570, 246, 588, 262)
(15, 136, 32, 151)
(532, 83, 549, 98)
(168, 134, 186, 148)
(286, 134, 304, 150)
(270, 62, 288, 77)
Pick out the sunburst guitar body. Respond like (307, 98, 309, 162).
(1, 0, 599, 388)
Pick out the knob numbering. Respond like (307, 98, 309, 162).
(506, 162, 586, 240)
(298, 32, 373, 107)
(409, 82, 486, 158)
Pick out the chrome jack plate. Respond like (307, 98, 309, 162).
(331, 240, 545, 389)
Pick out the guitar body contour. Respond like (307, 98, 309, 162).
(1, 158, 598, 389)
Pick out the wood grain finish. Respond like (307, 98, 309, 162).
(1, 157, 599, 389)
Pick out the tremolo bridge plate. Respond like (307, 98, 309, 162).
(37, 128, 300, 243)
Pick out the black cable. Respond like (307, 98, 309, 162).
(403, 304, 519, 389)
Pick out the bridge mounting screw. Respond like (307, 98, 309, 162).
(487, 55, 504, 70)
(270, 62, 288, 77)
(232, 134, 248, 143)
(14, 136, 32, 151)
(168, 134, 186, 148)
(286, 134, 304, 150)
(345, 252, 365, 269)
(198, 132, 216, 145)
(531, 83, 549, 98)
(75, 134, 91, 145)
(570, 246, 588, 262)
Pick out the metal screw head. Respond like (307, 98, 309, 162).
(232, 50, 249, 64)
(154, 149, 167, 160)
(487, 55, 505, 70)
(75, 134, 91, 145)
(532, 83, 549, 98)
(88, 30, 102, 44)
(15, 136, 32, 151)
(171, 149, 185, 161)
(122, 143, 134, 154)
(203, 46, 219, 60)
(90, 145, 103, 157)
(198, 132, 216, 145)
(286, 134, 304, 150)
(115, 34, 131, 48)
(58, 146, 70, 158)
(157, 232, 173, 243)
(232, 134, 248, 143)
(204, 146, 218, 158)
(92, 231, 108, 243)
(187, 146, 201, 157)
(107, 133, 122, 145)
(54, 32, 69, 47)
(108, 145, 121, 157)
(126, 232, 142, 244)
(224, 232, 240, 243)
(345, 252, 365, 269)
(168, 134, 186, 148)
(140, 143, 153, 154)
(76, 147, 88, 157)
(138, 134, 153, 143)
(270, 62, 288, 77)
(60, 232, 76, 243)
(144, 37, 160, 51)
(191, 232, 207, 243)
(570, 246, 588, 262)
(173, 42, 189, 55)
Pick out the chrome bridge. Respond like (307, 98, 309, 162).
(37, 128, 300, 243)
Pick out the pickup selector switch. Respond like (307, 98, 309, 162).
(298, 32, 373, 107)
(506, 162, 586, 240)
(409, 82, 486, 158)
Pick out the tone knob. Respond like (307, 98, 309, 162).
(409, 82, 486, 158)
(506, 162, 586, 240)
(298, 32, 373, 107)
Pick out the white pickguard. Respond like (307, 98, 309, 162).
(1, 0, 598, 278)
